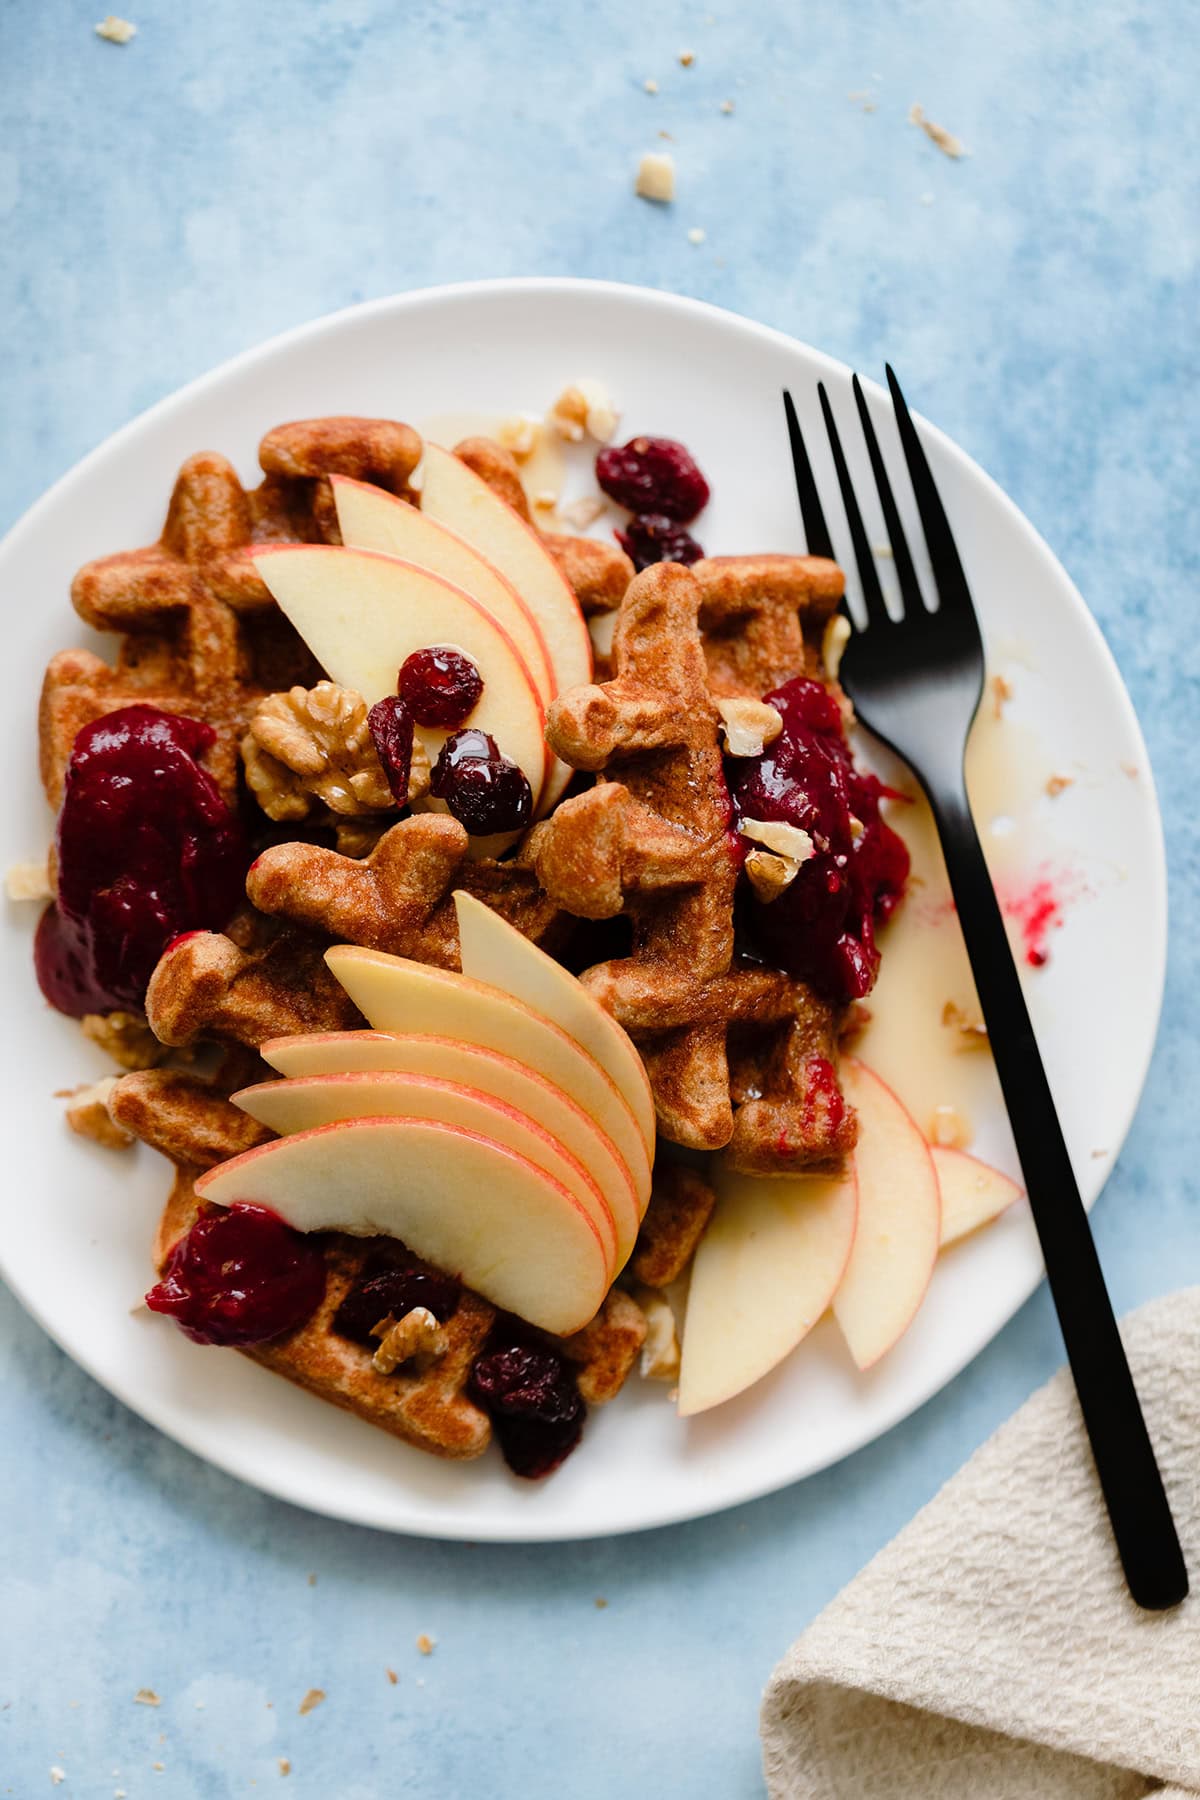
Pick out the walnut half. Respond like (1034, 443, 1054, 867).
(241, 682, 429, 822)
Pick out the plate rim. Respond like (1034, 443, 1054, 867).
(0, 277, 1168, 1541)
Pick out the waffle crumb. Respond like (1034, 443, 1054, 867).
(634, 1287, 681, 1381)
(386, 1668, 398, 1684)
(739, 817, 815, 863)
(643, 77, 659, 94)
(81, 1010, 166, 1070)
(416, 1634, 436, 1655)
(990, 673, 1013, 718)
(930, 1103, 971, 1148)
(716, 696, 783, 758)
(65, 1077, 134, 1150)
(5, 858, 52, 901)
(278, 1760, 291, 1777)
(298, 1689, 325, 1716)
(134, 1689, 161, 1706)
(678, 48, 695, 66)
(687, 226, 707, 246)
(635, 151, 676, 203)
(909, 102, 965, 159)
(822, 612, 851, 680)
(1045, 773, 1074, 797)
(95, 14, 136, 41)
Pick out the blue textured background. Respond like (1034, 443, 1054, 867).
(3, 3, 1198, 1796)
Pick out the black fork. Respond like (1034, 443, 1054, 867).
(783, 370, 1187, 1612)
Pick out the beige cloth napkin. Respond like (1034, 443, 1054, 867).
(761, 1286, 1200, 1799)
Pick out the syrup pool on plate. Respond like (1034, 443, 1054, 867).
(416, 411, 567, 523)
(854, 696, 1059, 1145)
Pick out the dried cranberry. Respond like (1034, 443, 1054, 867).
(595, 436, 710, 522)
(469, 1335, 584, 1479)
(616, 513, 704, 572)
(332, 1252, 460, 1346)
(36, 705, 248, 1017)
(367, 695, 415, 806)
(431, 730, 533, 836)
(145, 1204, 326, 1347)
(398, 647, 484, 728)
(727, 676, 910, 1003)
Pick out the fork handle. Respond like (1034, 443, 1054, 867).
(926, 774, 1187, 1611)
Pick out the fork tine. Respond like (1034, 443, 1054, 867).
(884, 365, 973, 613)
(818, 381, 891, 631)
(782, 389, 835, 560)
(851, 374, 926, 616)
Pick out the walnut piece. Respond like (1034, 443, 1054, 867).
(370, 1306, 447, 1374)
(634, 1287, 681, 1381)
(242, 682, 429, 821)
(95, 14, 137, 42)
(559, 494, 607, 531)
(715, 696, 783, 758)
(739, 817, 815, 863)
(909, 103, 965, 159)
(81, 1010, 166, 1070)
(5, 858, 52, 901)
(549, 379, 620, 445)
(744, 846, 800, 903)
(64, 1077, 134, 1150)
(930, 1103, 971, 1148)
(822, 613, 851, 679)
(497, 414, 539, 459)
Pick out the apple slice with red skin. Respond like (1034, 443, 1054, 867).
(250, 543, 549, 805)
(832, 1059, 942, 1371)
(677, 1167, 858, 1417)
(330, 475, 556, 707)
(324, 945, 653, 1214)
(418, 443, 592, 811)
(934, 1146, 1023, 1247)
(195, 1116, 609, 1337)
(258, 1029, 641, 1269)
(453, 889, 657, 1159)
(232, 1069, 618, 1277)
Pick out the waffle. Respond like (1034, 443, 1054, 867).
(692, 554, 844, 698)
(630, 1162, 717, 1289)
(530, 560, 855, 1167)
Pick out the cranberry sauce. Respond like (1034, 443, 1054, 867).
(332, 1251, 460, 1346)
(145, 1204, 326, 1347)
(469, 1331, 584, 1479)
(36, 705, 248, 1017)
(727, 677, 910, 1002)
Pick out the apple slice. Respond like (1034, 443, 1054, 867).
(677, 1167, 858, 1417)
(453, 890, 656, 1157)
(325, 945, 653, 1213)
(934, 1146, 1022, 1247)
(195, 1117, 608, 1336)
(418, 443, 592, 810)
(232, 1070, 618, 1275)
(251, 543, 549, 804)
(832, 1060, 942, 1370)
(331, 476, 556, 707)
(258, 1029, 641, 1267)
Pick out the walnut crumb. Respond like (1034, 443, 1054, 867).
(643, 77, 659, 94)
(930, 1103, 971, 1148)
(278, 1760, 291, 1777)
(744, 847, 801, 903)
(416, 1634, 435, 1656)
(1045, 773, 1074, 797)
(549, 379, 620, 444)
(991, 673, 1013, 718)
(559, 495, 607, 531)
(243, 682, 427, 821)
(909, 103, 965, 159)
(50, 1772, 66, 1788)
(386, 1667, 398, 1685)
(81, 1011, 165, 1070)
(594, 1596, 608, 1609)
(687, 226, 706, 245)
(497, 414, 540, 459)
(298, 1689, 325, 1716)
(95, 14, 136, 42)
(5, 858, 52, 901)
(635, 151, 675, 203)
(822, 612, 851, 680)
(635, 1287, 681, 1381)
(1121, 761, 1139, 779)
(370, 1307, 447, 1374)
(739, 817, 815, 863)
(720, 99, 734, 114)
(678, 48, 695, 66)
(65, 1077, 134, 1150)
(134, 1688, 161, 1706)
(716, 696, 783, 758)
(941, 999, 987, 1045)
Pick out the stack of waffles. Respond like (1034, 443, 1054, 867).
(39, 418, 852, 1466)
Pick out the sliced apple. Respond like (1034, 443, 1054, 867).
(418, 443, 592, 809)
(677, 1167, 858, 1417)
(453, 890, 656, 1157)
(934, 1146, 1022, 1247)
(258, 1029, 641, 1267)
(250, 543, 549, 803)
(232, 1070, 618, 1275)
(325, 945, 653, 1213)
(195, 1117, 607, 1336)
(832, 1060, 942, 1370)
(331, 476, 556, 707)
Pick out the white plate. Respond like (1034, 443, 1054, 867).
(0, 280, 1165, 1542)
